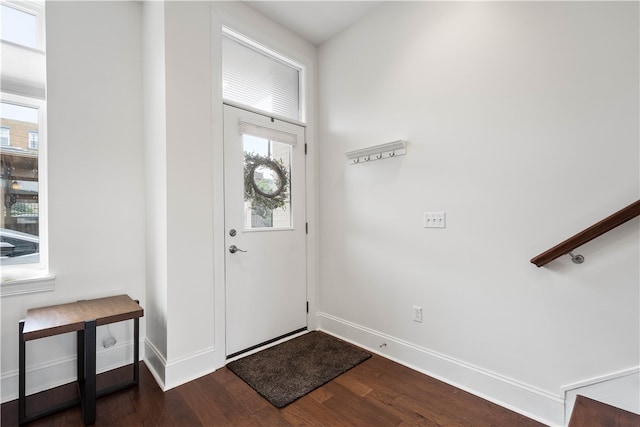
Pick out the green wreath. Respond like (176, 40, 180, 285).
(244, 152, 290, 214)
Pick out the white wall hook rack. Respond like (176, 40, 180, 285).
(345, 140, 407, 165)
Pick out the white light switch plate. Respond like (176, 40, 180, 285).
(424, 211, 446, 228)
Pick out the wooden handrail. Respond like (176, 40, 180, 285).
(531, 199, 640, 267)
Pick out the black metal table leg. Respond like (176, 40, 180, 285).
(133, 316, 139, 385)
(77, 327, 85, 384)
(80, 320, 96, 425)
(18, 320, 26, 425)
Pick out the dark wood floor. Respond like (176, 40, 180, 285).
(568, 395, 640, 427)
(2, 354, 547, 426)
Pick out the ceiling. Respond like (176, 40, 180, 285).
(244, 1, 382, 46)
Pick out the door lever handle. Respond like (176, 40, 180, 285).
(229, 245, 247, 254)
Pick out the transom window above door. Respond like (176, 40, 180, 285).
(222, 28, 302, 122)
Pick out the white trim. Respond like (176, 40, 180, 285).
(239, 120, 298, 145)
(224, 100, 306, 128)
(211, 5, 228, 371)
(222, 26, 303, 74)
(1, 92, 51, 292)
(316, 311, 564, 427)
(144, 340, 219, 392)
(164, 346, 218, 390)
(562, 366, 640, 393)
(143, 338, 167, 390)
(0, 273, 54, 296)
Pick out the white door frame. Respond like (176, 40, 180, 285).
(210, 6, 318, 369)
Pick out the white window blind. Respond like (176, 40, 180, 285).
(222, 33, 300, 121)
(1, 2, 46, 99)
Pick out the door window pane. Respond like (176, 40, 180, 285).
(243, 134, 292, 229)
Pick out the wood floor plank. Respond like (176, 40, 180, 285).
(322, 380, 404, 426)
(2, 353, 549, 427)
(307, 386, 333, 404)
(568, 395, 640, 427)
(224, 371, 271, 414)
(252, 405, 293, 427)
(98, 390, 135, 423)
(161, 388, 204, 426)
(280, 396, 342, 426)
(127, 368, 171, 426)
(349, 372, 437, 427)
(333, 371, 374, 397)
(179, 377, 231, 426)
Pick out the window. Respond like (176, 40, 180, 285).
(28, 131, 38, 149)
(1, 2, 41, 49)
(1, 99, 43, 267)
(222, 28, 302, 122)
(1, 1, 51, 293)
(0, 126, 9, 146)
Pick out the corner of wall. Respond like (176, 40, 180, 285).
(144, 338, 167, 390)
(562, 368, 640, 424)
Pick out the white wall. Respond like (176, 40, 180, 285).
(142, 0, 168, 383)
(1, 1, 145, 402)
(317, 2, 639, 425)
(4, 2, 635, 424)
(160, 0, 217, 388)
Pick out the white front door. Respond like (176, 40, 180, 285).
(223, 105, 307, 358)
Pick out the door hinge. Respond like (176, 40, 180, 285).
(306, 222, 308, 234)
(305, 143, 308, 155)
(306, 301, 309, 313)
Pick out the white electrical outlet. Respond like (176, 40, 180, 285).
(412, 306, 423, 323)
(424, 211, 446, 228)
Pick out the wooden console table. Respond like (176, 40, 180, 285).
(19, 295, 143, 425)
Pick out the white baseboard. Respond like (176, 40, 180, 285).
(316, 311, 564, 427)
(1, 339, 144, 404)
(562, 367, 640, 423)
(143, 338, 167, 390)
(143, 338, 219, 391)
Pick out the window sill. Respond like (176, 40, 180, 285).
(1, 270, 55, 297)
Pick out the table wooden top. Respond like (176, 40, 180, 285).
(22, 295, 143, 341)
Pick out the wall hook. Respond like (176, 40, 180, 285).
(569, 252, 584, 264)
(345, 140, 407, 164)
